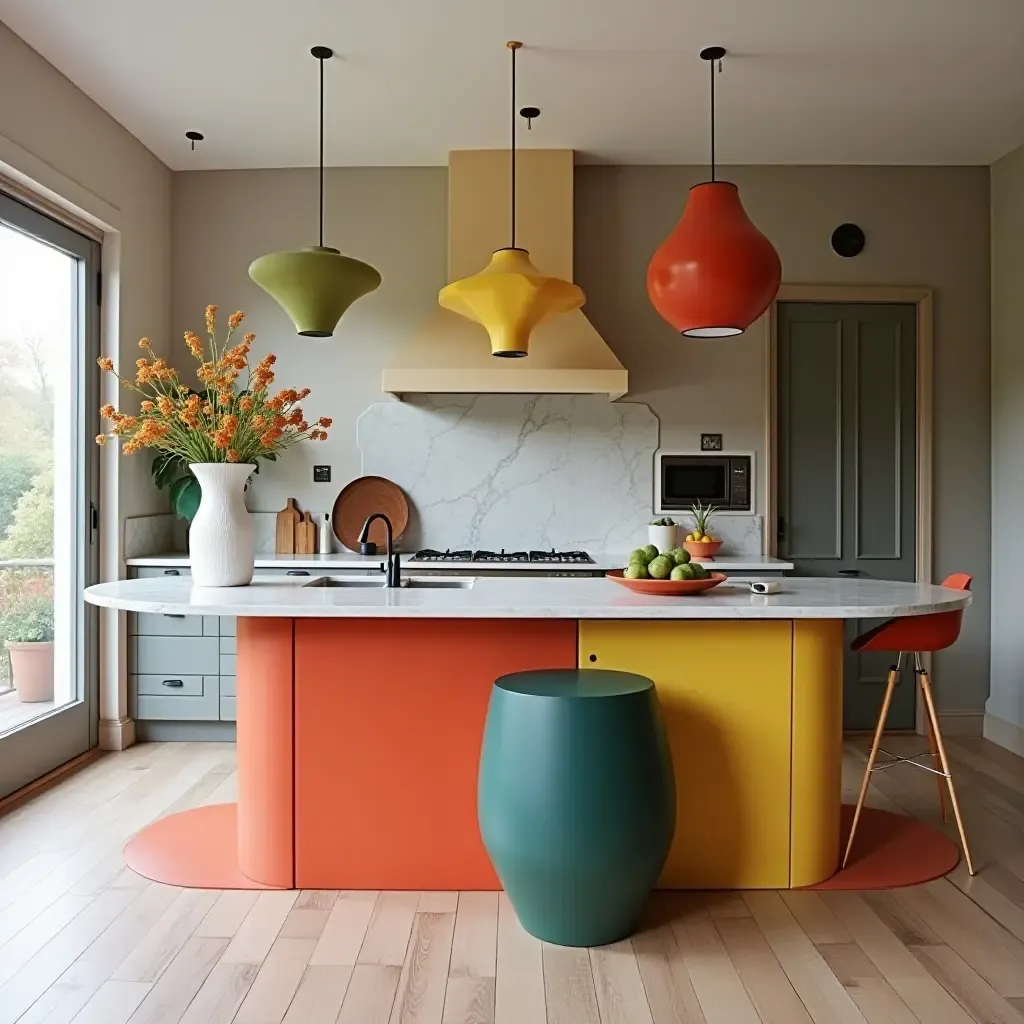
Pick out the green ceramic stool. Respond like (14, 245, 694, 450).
(478, 668, 675, 947)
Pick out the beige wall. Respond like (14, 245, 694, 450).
(0, 21, 172, 518)
(0, 20, 172, 744)
(989, 143, 1024, 742)
(173, 162, 990, 712)
(172, 167, 448, 502)
(578, 165, 991, 714)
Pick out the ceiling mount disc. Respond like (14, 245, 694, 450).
(311, 45, 333, 60)
(700, 46, 727, 61)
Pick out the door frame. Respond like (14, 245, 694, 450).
(765, 284, 934, 734)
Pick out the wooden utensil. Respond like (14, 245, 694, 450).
(333, 476, 410, 551)
(275, 498, 301, 554)
(295, 511, 317, 555)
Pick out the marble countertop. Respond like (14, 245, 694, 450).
(85, 575, 968, 620)
(125, 551, 795, 572)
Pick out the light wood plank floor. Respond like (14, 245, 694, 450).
(0, 735, 1023, 1023)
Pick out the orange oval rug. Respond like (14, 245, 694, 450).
(806, 805, 960, 890)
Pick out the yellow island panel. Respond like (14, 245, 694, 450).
(579, 619, 842, 889)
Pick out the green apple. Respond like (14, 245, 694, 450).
(623, 562, 649, 579)
(671, 548, 691, 565)
(643, 543, 660, 561)
(648, 555, 673, 580)
(629, 547, 652, 566)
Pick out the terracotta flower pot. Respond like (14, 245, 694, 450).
(6, 641, 54, 703)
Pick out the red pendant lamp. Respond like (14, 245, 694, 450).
(647, 47, 781, 338)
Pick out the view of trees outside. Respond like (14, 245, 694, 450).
(0, 222, 65, 693)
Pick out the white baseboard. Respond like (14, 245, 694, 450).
(937, 711, 984, 737)
(983, 713, 1024, 757)
(99, 716, 136, 751)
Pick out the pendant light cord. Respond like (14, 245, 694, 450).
(710, 54, 716, 183)
(510, 43, 517, 249)
(318, 51, 325, 248)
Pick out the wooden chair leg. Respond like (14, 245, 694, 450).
(924, 691, 947, 823)
(918, 668, 975, 876)
(843, 664, 899, 869)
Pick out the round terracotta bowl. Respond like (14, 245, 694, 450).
(606, 570, 727, 596)
(682, 540, 724, 559)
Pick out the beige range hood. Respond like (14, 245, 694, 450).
(382, 149, 627, 400)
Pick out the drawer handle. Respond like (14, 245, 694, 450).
(161, 679, 185, 688)
(164, 614, 185, 619)
(589, 654, 598, 663)
(287, 570, 311, 576)
(164, 569, 181, 576)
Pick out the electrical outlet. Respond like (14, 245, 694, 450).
(313, 465, 331, 483)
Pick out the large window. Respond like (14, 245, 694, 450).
(0, 191, 99, 798)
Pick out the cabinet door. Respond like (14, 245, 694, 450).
(293, 618, 578, 890)
(579, 620, 793, 889)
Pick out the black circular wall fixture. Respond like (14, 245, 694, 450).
(831, 223, 865, 258)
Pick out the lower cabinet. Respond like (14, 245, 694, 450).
(128, 567, 241, 731)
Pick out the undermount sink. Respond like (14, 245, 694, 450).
(302, 575, 475, 590)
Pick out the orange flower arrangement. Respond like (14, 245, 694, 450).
(96, 305, 331, 464)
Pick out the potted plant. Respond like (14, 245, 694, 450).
(648, 517, 679, 553)
(96, 305, 331, 586)
(682, 502, 724, 559)
(2, 593, 55, 703)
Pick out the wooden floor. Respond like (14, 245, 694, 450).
(1, 738, 1024, 1024)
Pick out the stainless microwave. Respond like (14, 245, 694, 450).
(655, 453, 753, 513)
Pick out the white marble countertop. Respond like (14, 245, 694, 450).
(125, 551, 795, 573)
(86, 575, 968, 620)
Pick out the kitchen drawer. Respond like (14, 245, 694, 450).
(135, 674, 207, 697)
(221, 675, 236, 697)
(135, 566, 191, 579)
(220, 696, 237, 721)
(136, 677, 219, 721)
(220, 635, 236, 655)
(220, 654, 236, 676)
(131, 635, 219, 676)
(221, 617, 236, 637)
(130, 613, 219, 637)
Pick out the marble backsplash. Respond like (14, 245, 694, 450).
(125, 395, 763, 557)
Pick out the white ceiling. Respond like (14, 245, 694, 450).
(2, 0, 1023, 170)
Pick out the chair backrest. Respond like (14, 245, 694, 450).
(941, 572, 972, 593)
(854, 572, 972, 654)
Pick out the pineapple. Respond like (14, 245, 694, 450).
(690, 501, 717, 543)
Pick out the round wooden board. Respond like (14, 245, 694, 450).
(606, 569, 727, 596)
(333, 476, 410, 551)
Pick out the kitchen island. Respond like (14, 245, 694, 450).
(85, 575, 969, 892)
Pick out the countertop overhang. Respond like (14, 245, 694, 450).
(86, 575, 969, 621)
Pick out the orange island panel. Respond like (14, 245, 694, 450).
(293, 617, 578, 890)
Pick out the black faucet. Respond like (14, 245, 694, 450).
(359, 513, 401, 588)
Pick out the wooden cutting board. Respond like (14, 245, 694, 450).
(276, 498, 301, 554)
(333, 476, 410, 551)
(295, 511, 317, 555)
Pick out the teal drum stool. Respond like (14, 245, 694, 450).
(478, 669, 675, 947)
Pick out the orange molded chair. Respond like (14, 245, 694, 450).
(843, 573, 974, 875)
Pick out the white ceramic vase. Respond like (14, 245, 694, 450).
(188, 463, 256, 587)
(648, 523, 679, 552)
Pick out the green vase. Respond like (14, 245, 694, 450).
(478, 669, 675, 946)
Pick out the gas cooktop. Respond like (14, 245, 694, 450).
(409, 548, 595, 564)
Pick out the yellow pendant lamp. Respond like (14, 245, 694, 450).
(249, 46, 381, 338)
(439, 41, 584, 358)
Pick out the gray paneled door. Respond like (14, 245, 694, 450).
(777, 302, 917, 730)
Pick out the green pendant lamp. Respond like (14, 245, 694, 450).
(249, 46, 381, 337)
